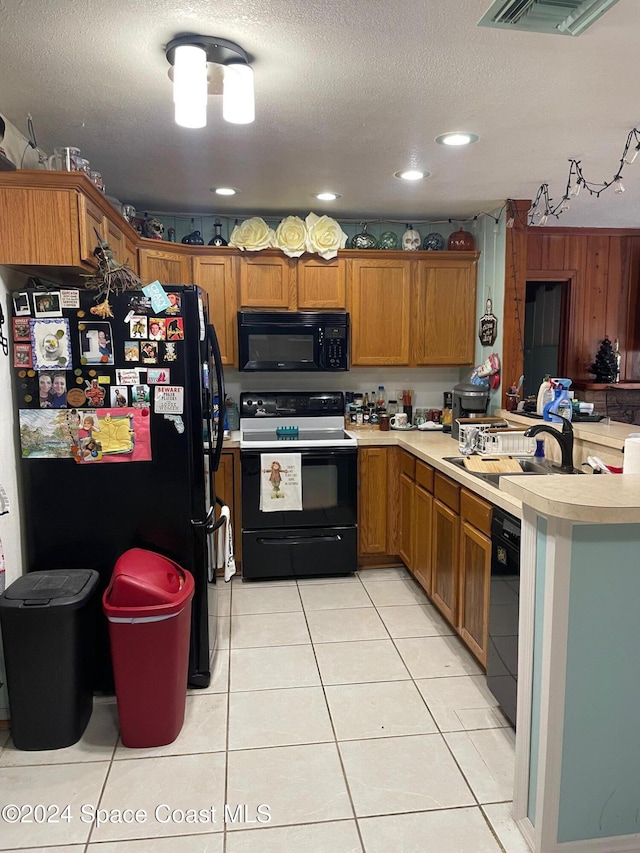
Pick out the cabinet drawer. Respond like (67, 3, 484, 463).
(399, 450, 416, 480)
(415, 460, 434, 493)
(434, 472, 460, 513)
(460, 489, 492, 537)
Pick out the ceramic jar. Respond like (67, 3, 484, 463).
(447, 228, 475, 251)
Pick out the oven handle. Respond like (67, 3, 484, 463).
(257, 534, 343, 546)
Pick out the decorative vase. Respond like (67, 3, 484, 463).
(422, 232, 445, 251)
(447, 228, 475, 251)
(351, 223, 378, 250)
(402, 224, 421, 251)
(378, 231, 400, 250)
(208, 220, 228, 246)
(182, 230, 204, 245)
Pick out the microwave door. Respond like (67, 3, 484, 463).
(241, 327, 321, 371)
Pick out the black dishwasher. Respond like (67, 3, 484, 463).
(486, 507, 521, 728)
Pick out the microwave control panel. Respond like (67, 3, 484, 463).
(323, 325, 348, 370)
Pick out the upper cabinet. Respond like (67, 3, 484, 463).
(138, 242, 192, 285)
(192, 254, 238, 366)
(412, 255, 478, 365)
(297, 256, 347, 309)
(348, 252, 478, 367)
(238, 252, 297, 309)
(349, 258, 412, 365)
(0, 171, 140, 274)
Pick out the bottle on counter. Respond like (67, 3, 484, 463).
(376, 385, 386, 412)
(536, 375, 553, 415)
(387, 399, 398, 416)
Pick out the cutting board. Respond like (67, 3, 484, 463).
(463, 456, 523, 474)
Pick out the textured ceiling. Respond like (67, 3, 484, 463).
(0, 0, 638, 227)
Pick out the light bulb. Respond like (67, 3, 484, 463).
(561, 197, 570, 212)
(173, 44, 207, 129)
(538, 213, 548, 227)
(624, 143, 640, 165)
(614, 177, 625, 194)
(223, 64, 255, 124)
(570, 180, 582, 197)
(506, 216, 514, 228)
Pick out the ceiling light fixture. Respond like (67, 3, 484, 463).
(316, 192, 341, 201)
(394, 169, 428, 181)
(435, 132, 479, 147)
(213, 187, 237, 196)
(166, 35, 254, 129)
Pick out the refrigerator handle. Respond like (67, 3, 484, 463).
(192, 496, 226, 533)
(207, 323, 226, 474)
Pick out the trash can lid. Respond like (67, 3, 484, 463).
(102, 548, 194, 617)
(1, 570, 99, 607)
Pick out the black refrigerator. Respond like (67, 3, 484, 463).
(10, 284, 225, 689)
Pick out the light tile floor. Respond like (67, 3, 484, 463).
(0, 568, 529, 852)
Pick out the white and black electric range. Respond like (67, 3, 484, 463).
(239, 392, 357, 580)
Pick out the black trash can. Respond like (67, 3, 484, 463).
(0, 569, 99, 750)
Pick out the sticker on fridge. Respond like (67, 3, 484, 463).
(30, 318, 72, 370)
(165, 317, 184, 341)
(146, 368, 170, 384)
(154, 385, 184, 414)
(142, 281, 171, 314)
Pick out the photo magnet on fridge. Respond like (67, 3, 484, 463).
(164, 293, 181, 314)
(110, 386, 129, 407)
(33, 292, 63, 318)
(124, 341, 140, 362)
(148, 318, 166, 340)
(38, 371, 68, 409)
(78, 322, 114, 365)
(129, 315, 148, 338)
(30, 319, 72, 370)
(12, 292, 31, 316)
(12, 317, 30, 341)
(13, 343, 32, 368)
(141, 341, 158, 364)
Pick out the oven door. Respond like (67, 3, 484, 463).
(238, 322, 322, 371)
(241, 448, 357, 529)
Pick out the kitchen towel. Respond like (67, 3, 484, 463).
(623, 436, 640, 474)
(216, 504, 237, 583)
(259, 453, 302, 512)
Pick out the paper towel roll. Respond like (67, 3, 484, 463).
(623, 437, 640, 473)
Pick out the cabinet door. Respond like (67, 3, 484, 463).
(459, 520, 491, 666)
(297, 256, 347, 309)
(78, 193, 106, 266)
(349, 259, 411, 365)
(358, 447, 388, 554)
(239, 253, 296, 308)
(139, 247, 193, 285)
(413, 485, 433, 596)
(193, 255, 238, 366)
(431, 498, 460, 624)
(412, 257, 477, 365)
(104, 216, 126, 267)
(399, 473, 415, 568)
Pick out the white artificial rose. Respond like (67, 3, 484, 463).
(229, 217, 275, 252)
(305, 212, 348, 260)
(274, 216, 307, 258)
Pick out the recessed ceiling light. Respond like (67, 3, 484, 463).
(394, 170, 429, 181)
(315, 192, 342, 201)
(212, 187, 237, 196)
(435, 132, 479, 147)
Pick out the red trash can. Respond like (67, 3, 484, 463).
(103, 548, 194, 748)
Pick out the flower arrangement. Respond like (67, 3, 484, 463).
(230, 213, 348, 260)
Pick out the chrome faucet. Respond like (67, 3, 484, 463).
(524, 415, 575, 472)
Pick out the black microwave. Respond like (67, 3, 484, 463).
(238, 311, 349, 372)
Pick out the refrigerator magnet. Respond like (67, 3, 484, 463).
(165, 318, 184, 341)
(146, 368, 170, 384)
(110, 386, 129, 407)
(142, 280, 171, 314)
(60, 290, 80, 309)
(132, 384, 150, 407)
(116, 368, 141, 385)
(164, 293, 181, 315)
(13, 317, 30, 341)
(33, 292, 62, 318)
(30, 319, 72, 370)
(129, 315, 148, 338)
(13, 343, 32, 368)
(161, 342, 178, 362)
(79, 322, 114, 365)
(66, 387, 87, 408)
(124, 341, 140, 362)
(127, 294, 152, 314)
(12, 292, 31, 317)
(148, 318, 166, 340)
(84, 379, 106, 407)
(154, 385, 184, 415)
(141, 341, 157, 364)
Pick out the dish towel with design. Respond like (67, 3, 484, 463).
(259, 453, 302, 512)
(216, 504, 237, 583)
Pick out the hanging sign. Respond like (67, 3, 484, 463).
(154, 385, 184, 414)
(478, 298, 498, 347)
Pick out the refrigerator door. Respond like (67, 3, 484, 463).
(12, 285, 219, 689)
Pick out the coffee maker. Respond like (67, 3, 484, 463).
(451, 382, 490, 439)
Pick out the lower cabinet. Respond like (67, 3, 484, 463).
(458, 490, 492, 667)
(358, 447, 401, 566)
(214, 449, 242, 570)
(431, 492, 460, 626)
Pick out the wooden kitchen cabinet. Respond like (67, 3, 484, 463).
(358, 447, 389, 554)
(412, 255, 478, 365)
(238, 252, 296, 309)
(192, 254, 238, 366)
(431, 473, 461, 625)
(138, 243, 193, 285)
(413, 483, 433, 595)
(214, 449, 242, 569)
(348, 258, 412, 365)
(297, 256, 347, 309)
(458, 489, 492, 666)
(399, 473, 415, 568)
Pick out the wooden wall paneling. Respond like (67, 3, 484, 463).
(625, 238, 640, 379)
(540, 234, 566, 270)
(582, 235, 610, 380)
(502, 200, 531, 408)
(561, 235, 588, 381)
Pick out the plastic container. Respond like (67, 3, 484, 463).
(102, 549, 194, 748)
(543, 378, 573, 423)
(536, 375, 553, 415)
(0, 569, 99, 750)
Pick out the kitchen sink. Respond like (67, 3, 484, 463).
(443, 456, 583, 486)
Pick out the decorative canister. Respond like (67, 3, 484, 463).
(447, 228, 476, 251)
(351, 223, 378, 250)
(422, 232, 445, 251)
(378, 231, 400, 250)
(402, 224, 421, 251)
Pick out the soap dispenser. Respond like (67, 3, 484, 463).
(543, 378, 573, 423)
